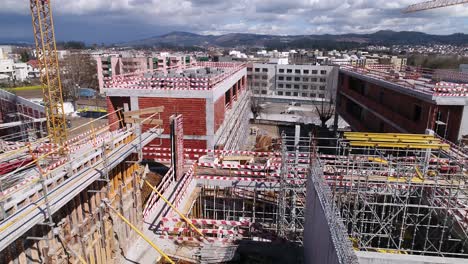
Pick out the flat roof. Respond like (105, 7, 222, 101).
(103, 62, 245, 91)
(340, 65, 468, 105)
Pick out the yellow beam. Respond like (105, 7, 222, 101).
(349, 142, 450, 150)
(344, 132, 434, 138)
(345, 136, 441, 144)
(344, 132, 437, 141)
(144, 180, 205, 237)
(106, 203, 175, 264)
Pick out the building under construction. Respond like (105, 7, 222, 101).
(1, 0, 468, 263)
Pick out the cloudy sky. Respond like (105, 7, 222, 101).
(0, 0, 467, 43)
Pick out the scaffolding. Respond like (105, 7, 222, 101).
(312, 132, 468, 258)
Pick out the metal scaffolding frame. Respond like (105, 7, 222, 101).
(313, 132, 468, 258)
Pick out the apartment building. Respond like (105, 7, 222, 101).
(247, 63, 339, 100)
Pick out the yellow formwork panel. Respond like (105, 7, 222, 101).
(349, 141, 450, 150)
(344, 132, 435, 138)
(345, 136, 441, 144)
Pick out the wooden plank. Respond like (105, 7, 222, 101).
(123, 106, 164, 117)
(125, 118, 163, 125)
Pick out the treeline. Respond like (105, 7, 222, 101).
(56, 41, 86, 50)
(407, 55, 468, 70)
(264, 39, 364, 51)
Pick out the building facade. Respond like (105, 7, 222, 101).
(247, 63, 339, 100)
(103, 62, 249, 150)
(337, 66, 468, 142)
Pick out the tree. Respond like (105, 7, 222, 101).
(315, 94, 335, 128)
(315, 69, 338, 128)
(20, 50, 31, 62)
(60, 53, 98, 107)
(250, 95, 264, 120)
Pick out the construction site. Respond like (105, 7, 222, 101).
(1, 0, 468, 264)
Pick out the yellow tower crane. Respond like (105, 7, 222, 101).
(30, 0, 68, 148)
(403, 0, 468, 13)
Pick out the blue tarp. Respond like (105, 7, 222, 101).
(79, 88, 96, 98)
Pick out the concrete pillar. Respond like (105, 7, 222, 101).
(206, 97, 215, 149)
(295, 124, 301, 166)
(130, 96, 140, 135)
(230, 86, 234, 107)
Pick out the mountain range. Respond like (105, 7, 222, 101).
(124, 30, 468, 49)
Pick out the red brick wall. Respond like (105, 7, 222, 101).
(214, 96, 225, 133)
(138, 97, 206, 136)
(106, 96, 130, 130)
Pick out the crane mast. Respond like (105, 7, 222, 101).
(403, 0, 468, 13)
(30, 0, 68, 148)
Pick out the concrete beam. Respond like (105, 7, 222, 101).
(356, 251, 468, 264)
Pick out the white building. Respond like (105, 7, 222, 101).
(0, 59, 38, 81)
(247, 63, 339, 100)
(0, 59, 15, 80)
(13, 63, 29, 81)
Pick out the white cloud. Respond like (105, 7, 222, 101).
(0, 0, 467, 35)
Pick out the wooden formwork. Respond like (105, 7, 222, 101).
(0, 136, 145, 264)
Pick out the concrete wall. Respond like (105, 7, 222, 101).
(304, 165, 358, 264)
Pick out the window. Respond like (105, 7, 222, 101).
(286, 92, 291, 96)
(255, 68, 260, 72)
(262, 68, 268, 72)
(254, 75, 259, 79)
(321, 70, 327, 74)
(253, 82, 259, 86)
(287, 69, 292, 73)
(311, 93, 316, 97)
(247, 67, 252, 72)
(413, 105, 422, 121)
(312, 70, 318, 74)
(302, 93, 308, 97)
(294, 85, 300, 89)
(294, 77, 300, 81)
(295, 69, 301, 74)
(293, 92, 298, 96)
(279, 69, 285, 73)
(278, 91, 284, 95)
(253, 90, 259, 94)
(261, 90, 267, 94)
(278, 84, 284, 88)
(319, 86, 326, 90)
(303, 85, 308, 89)
(261, 83, 267, 87)
(320, 78, 326, 83)
(286, 84, 291, 88)
(319, 94, 325, 98)
(311, 86, 317, 90)
(303, 70, 309, 74)
(311, 78, 318, 82)
(303, 77, 309, 82)
(262, 76, 267, 80)
(286, 77, 292, 81)
(279, 76, 284, 80)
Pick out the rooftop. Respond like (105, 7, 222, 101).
(103, 62, 245, 91)
(340, 65, 468, 102)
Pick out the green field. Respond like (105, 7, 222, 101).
(2, 85, 42, 91)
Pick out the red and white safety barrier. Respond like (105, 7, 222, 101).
(161, 217, 250, 227)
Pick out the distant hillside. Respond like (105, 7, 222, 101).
(122, 30, 468, 49)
